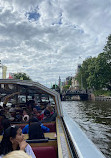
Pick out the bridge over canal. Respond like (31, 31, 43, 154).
(62, 90, 88, 101)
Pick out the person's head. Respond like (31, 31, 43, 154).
(23, 110, 27, 116)
(44, 109, 50, 117)
(0, 125, 24, 155)
(29, 122, 44, 140)
(28, 117, 39, 126)
(33, 108, 38, 113)
(3, 150, 31, 158)
(46, 105, 53, 113)
(27, 100, 35, 107)
(2, 119, 11, 131)
(22, 115, 29, 122)
(9, 108, 16, 117)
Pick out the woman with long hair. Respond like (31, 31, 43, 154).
(0, 125, 36, 158)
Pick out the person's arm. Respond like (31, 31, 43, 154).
(41, 124, 50, 132)
(25, 144, 36, 158)
(19, 140, 28, 151)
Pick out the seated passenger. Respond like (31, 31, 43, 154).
(33, 101, 41, 111)
(1, 119, 11, 134)
(8, 108, 16, 122)
(4, 107, 11, 119)
(46, 105, 54, 115)
(0, 110, 6, 134)
(22, 109, 30, 123)
(27, 100, 34, 112)
(32, 108, 44, 121)
(22, 115, 29, 122)
(22, 117, 50, 134)
(29, 122, 45, 140)
(42, 110, 57, 123)
(0, 125, 36, 158)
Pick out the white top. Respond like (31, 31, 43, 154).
(0, 144, 36, 158)
(25, 144, 36, 158)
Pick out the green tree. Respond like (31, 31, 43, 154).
(13, 72, 31, 80)
(68, 78, 72, 85)
(76, 57, 95, 89)
(76, 34, 111, 91)
(51, 84, 59, 89)
(103, 34, 111, 62)
(63, 85, 70, 91)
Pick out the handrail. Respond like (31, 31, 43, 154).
(63, 113, 106, 158)
(26, 138, 49, 143)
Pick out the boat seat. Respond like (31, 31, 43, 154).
(43, 122, 56, 132)
(32, 146, 57, 158)
(12, 122, 56, 132)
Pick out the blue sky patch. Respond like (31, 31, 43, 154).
(26, 10, 40, 21)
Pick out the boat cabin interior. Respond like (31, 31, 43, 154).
(0, 79, 105, 158)
(0, 79, 72, 158)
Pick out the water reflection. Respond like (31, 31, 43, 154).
(62, 101, 111, 158)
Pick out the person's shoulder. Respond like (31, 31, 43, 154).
(25, 144, 32, 152)
(22, 124, 29, 134)
(25, 124, 29, 128)
(25, 144, 36, 158)
(23, 124, 29, 130)
(25, 144, 31, 149)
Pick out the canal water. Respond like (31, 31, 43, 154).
(62, 101, 111, 158)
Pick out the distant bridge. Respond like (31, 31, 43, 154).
(62, 90, 88, 101)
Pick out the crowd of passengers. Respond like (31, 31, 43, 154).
(0, 100, 57, 158)
(0, 99, 56, 124)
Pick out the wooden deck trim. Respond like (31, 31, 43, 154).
(56, 117, 72, 158)
(56, 117, 63, 158)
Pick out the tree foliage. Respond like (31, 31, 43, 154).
(51, 84, 59, 89)
(76, 34, 111, 91)
(63, 85, 70, 90)
(13, 72, 31, 80)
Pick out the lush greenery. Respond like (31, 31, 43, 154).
(51, 84, 59, 89)
(93, 90, 111, 96)
(62, 78, 72, 91)
(63, 85, 70, 90)
(13, 72, 31, 80)
(76, 34, 111, 95)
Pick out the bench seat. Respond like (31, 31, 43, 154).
(13, 122, 56, 132)
(32, 146, 57, 158)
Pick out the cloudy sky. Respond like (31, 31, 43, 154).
(0, 0, 111, 87)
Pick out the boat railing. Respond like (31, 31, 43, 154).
(63, 113, 106, 158)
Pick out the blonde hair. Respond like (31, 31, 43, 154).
(3, 150, 31, 158)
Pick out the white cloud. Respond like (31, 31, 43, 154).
(0, 0, 111, 87)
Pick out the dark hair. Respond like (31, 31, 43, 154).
(2, 119, 11, 131)
(44, 109, 50, 117)
(0, 125, 20, 155)
(28, 117, 39, 126)
(29, 122, 44, 140)
(27, 100, 35, 106)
